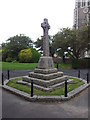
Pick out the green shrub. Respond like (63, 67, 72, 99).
(2, 48, 7, 61)
(0, 50, 2, 53)
(72, 58, 90, 69)
(6, 57, 13, 62)
(12, 60, 18, 63)
(18, 48, 32, 63)
(31, 48, 41, 63)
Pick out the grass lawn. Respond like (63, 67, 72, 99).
(2, 62, 38, 70)
(7, 77, 84, 96)
(2, 62, 72, 70)
(54, 63, 72, 70)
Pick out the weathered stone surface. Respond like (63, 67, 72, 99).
(37, 19, 54, 69)
(23, 75, 68, 88)
(38, 56, 54, 69)
(17, 79, 77, 92)
(41, 18, 50, 56)
(34, 68, 57, 74)
(17, 80, 65, 92)
(29, 71, 63, 80)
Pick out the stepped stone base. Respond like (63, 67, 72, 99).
(19, 56, 69, 91)
(17, 78, 72, 92)
(20, 68, 69, 91)
(29, 71, 63, 80)
(23, 75, 68, 88)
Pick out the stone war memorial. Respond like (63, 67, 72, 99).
(20, 18, 69, 92)
(3, 18, 89, 103)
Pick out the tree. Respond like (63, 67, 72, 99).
(2, 34, 33, 61)
(52, 27, 90, 59)
(18, 48, 32, 63)
(52, 28, 73, 57)
(34, 37, 43, 51)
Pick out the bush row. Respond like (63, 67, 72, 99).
(4, 48, 41, 63)
(72, 58, 90, 69)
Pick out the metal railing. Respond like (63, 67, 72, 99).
(1, 69, 89, 97)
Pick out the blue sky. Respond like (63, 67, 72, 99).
(0, 0, 75, 44)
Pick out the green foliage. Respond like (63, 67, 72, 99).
(2, 48, 8, 61)
(2, 34, 33, 62)
(52, 26, 90, 59)
(34, 38, 43, 51)
(54, 63, 72, 69)
(6, 57, 13, 62)
(18, 48, 32, 63)
(12, 60, 18, 63)
(31, 48, 41, 63)
(52, 28, 72, 55)
(72, 58, 90, 69)
(0, 49, 2, 53)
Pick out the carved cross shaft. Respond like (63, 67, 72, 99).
(41, 18, 50, 56)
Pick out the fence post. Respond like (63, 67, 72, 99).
(87, 73, 89, 84)
(2, 73, 4, 85)
(31, 80, 33, 97)
(57, 63, 59, 71)
(7, 70, 10, 80)
(78, 70, 80, 78)
(65, 80, 67, 97)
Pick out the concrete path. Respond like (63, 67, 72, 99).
(1, 87, 88, 118)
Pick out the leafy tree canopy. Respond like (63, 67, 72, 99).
(52, 26, 90, 59)
(2, 34, 33, 61)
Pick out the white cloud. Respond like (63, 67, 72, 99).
(0, 0, 75, 44)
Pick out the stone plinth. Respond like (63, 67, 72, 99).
(37, 57, 54, 69)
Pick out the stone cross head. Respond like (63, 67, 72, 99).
(41, 18, 50, 30)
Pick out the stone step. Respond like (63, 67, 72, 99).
(17, 80, 52, 92)
(17, 79, 73, 92)
(34, 68, 57, 74)
(50, 79, 73, 88)
(29, 71, 63, 80)
(22, 75, 68, 88)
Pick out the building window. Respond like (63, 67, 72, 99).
(84, 2, 86, 6)
(78, 2, 81, 8)
(82, 0, 86, 7)
(88, 1, 90, 6)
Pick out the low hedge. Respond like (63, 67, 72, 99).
(72, 58, 90, 69)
